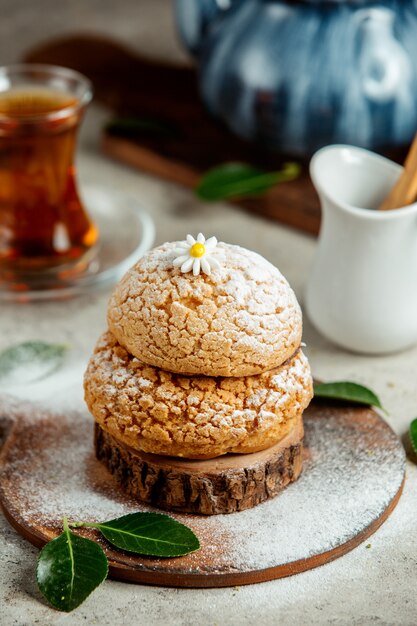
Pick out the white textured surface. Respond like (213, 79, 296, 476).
(1, 1, 417, 625)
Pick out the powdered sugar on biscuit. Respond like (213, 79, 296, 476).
(107, 242, 302, 377)
(84, 332, 313, 459)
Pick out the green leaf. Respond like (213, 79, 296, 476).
(83, 512, 200, 557)
(313, 381, 385, 412)
(105, 116, 177, 138)
(195, 161, 300, 201)
(409, 418, 417, 455)
(0, 341, 68, 385)
(36, 518, 108, 613)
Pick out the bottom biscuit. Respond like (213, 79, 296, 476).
(85, 332, 313, 460)
(94, 418, 303, 515)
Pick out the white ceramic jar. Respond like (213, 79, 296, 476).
(306, 144, 417, 354)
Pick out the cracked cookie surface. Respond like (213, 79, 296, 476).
(107, 241, 303, 377)
(84, 331, 313, 459)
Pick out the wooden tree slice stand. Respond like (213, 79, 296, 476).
(0, 398, 405, 588)
(94, 419, 303, 515)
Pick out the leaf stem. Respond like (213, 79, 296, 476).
(68, 521, 100, 529)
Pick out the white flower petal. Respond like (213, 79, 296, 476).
(172, 234, 220, 275)
(181, 257, 194, 273)
(205, 236, 217, 250)
(206, 255, 220, 269)
(201, 257, 211, 275)
(173, 255, 190, 267)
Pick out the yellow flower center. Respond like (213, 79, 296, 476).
(190, 242, 205, 258)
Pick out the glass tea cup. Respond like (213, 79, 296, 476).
(0, 64, 98, 288)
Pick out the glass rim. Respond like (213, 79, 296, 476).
(0, 63, 93, 123)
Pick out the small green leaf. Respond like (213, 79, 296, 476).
(89, 512, 200, 557)
(313, 381, 385, 412)
(36, 518, 108, 612)
(409, 418, 417, 455)
(105, 116, 177, 138)
(0, 341, 68, 385)
(195, 161, 300, 201)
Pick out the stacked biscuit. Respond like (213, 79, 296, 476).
(84, 235, 313, 512)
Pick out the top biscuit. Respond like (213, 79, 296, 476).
(107, 239, 302, 377)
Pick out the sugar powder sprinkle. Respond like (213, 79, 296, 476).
(0, 396, 405, 577)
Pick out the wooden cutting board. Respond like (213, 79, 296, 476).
(24, 35, 321, 235)
(0, 398, 405, 587)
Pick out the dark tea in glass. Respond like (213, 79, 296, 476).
(0, 65, 97, 280)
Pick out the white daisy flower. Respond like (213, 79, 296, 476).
(173, 233, 220, 276)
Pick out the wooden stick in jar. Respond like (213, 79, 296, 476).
(378, 132, 417, 210)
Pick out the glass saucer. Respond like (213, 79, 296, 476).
(0, 184, 155, 302)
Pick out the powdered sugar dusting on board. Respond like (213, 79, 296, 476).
(0, 397, 405, 576)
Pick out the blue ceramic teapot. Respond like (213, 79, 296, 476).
(175, 0, 417, 155)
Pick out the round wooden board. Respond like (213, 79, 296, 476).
(0, 398, 405, 588)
